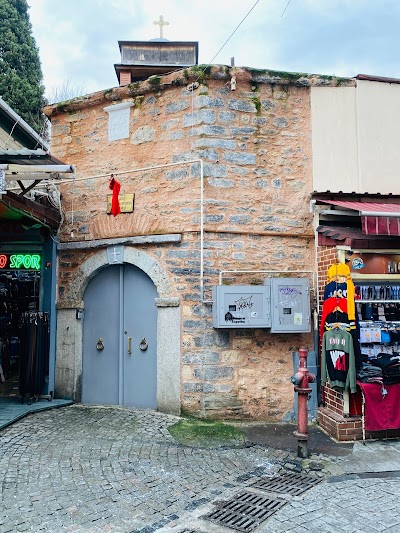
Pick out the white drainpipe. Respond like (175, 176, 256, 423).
(34, 159, 207, 302)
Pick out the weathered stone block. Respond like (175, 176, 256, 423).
(183, 110, 216, 127)
(167, 131, 184, 140)
(165, 168, 188, 181)
(161, 118, 180, 130)
(183, 351, 220, 364)
(192, 138, 236, 150)
(273, 117, 289, 128)
(219, 110, 236, 123)
(194, 96, 224, 108)
(194, 331, 230, 348)
(223, 152, 256, 165)
(205, 214, 224, 223)
(189, 125, 228, 136)
(228, 99, 256, 113)
(193, 366, 233, 380)
(131, 126, 155, 144)
(229, 215, 250, 224)
(166, 101, 190, 113)
(231, 127, 257, 135)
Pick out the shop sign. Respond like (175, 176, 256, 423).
(352, 257, 365, 270)
(0, 253, 41, 270)
(106, 193, 134, 214)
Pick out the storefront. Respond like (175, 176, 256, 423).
(0, 230, 56, 402)
(0, 96, 74, 405)
(315, 195, 400, 440)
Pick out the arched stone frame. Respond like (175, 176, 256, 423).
(55, 246, 181, 415)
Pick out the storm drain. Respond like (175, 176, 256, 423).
(248, 471, 322, 496)
(202, 491, 287, 532)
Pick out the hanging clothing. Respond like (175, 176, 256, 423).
(326, 262, 355, 320)
(19, 311, 49, 402)
(320, 296, 348, 337)
(324, 281, 348, 301)
(321, 328, 357, 393)
(109, 177, 121, 217)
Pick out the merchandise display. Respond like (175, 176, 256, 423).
(320, 260, 400, 435)
(0, 271, 49, 403)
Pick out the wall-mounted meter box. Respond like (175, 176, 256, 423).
(212, 285, 271, 328)
(264, 278, 311, 333)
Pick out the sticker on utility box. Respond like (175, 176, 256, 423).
(294, 312, 303, 325)
(224, 312, 245, 324)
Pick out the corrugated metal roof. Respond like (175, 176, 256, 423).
(320, 199, 400, 216)
(0, 149, 65, 165)
(316, 225, 367, 242)
(316, 224, 400, 245)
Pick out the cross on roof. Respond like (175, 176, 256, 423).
(153, 15, 169, 39)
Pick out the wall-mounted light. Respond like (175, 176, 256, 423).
(187, 82, 199, 92)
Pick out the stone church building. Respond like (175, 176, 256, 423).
(44, 37, 351, 420)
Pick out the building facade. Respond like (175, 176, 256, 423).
(44, 66, 351, 419)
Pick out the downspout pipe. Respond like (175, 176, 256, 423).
(38, 158, 206, 302)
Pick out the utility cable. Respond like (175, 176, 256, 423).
(281, 0, 294, 17)
(195, 0, 262, 82)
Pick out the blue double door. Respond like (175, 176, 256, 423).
(82, 264, 158, 408)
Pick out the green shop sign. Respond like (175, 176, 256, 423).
(0, 254, 41, 270)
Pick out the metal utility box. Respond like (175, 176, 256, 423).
(265, 278, 311, 333)
(212, 285, 271, 328)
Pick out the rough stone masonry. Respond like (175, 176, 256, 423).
(44, 66, 353, 420)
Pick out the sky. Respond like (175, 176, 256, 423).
(27, 0, 400, 100)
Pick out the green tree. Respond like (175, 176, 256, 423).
(0, 0, 47, 135)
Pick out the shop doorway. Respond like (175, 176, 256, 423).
(0, 268, 50, 402)
(82, 264, 158, 408)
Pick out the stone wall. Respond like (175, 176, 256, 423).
(46, 66, 324, 420)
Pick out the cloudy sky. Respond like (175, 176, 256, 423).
(27, 0, 400, 100)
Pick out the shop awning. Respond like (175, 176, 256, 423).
(316, 224, 400, 248)
(319, 199, 400, 236)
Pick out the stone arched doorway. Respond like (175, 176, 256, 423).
(55, 245, 181, 415)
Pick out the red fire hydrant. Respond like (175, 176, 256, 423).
(291, 347, 316, 458)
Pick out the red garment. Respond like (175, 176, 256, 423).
(319, 297, 348, 338)
(109, 177, 121, 217)
(358, 381, 400, 431)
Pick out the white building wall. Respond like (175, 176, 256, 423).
(311, 80, 400, 195)
(356, 80, 400, 194)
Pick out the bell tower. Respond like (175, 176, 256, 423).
(114, 16, 199, 86)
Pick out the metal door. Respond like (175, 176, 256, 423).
(82, 264, 158, 408)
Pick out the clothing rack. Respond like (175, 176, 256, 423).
(18, 310, 51, 404)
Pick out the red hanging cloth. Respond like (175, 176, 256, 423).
(109, 175, 121, 217)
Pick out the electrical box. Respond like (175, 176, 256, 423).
(212, 285, 271, 328)
(265, 277, 311, 333)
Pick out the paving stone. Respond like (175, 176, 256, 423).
(1, 405, 400, 532)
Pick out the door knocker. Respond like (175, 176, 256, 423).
(139, 338, 148, 351)
(96, 338, 104, 351)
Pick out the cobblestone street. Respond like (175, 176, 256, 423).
(0, 405, 399, 533)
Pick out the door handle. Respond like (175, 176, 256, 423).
(127, 337, 132, 355)
(96, 338, 104, 351)
(139, 338, 148, 351)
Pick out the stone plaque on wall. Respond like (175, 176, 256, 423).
(103, 102, 134, 142)
(106, 193, 135, 214)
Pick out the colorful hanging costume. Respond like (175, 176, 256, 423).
(321, 328, 357, 393)
(109, 176, 121, 217)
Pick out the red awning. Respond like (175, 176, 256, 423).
(319, 200, 400, 236)
(320, 199, 400, 216)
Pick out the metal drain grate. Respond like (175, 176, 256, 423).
(202, 491, 287, 532)
(248, 472, 322, 496)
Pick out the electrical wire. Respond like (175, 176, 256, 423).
(195, 0, 262, 82)
(281, 0, 294, 17)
